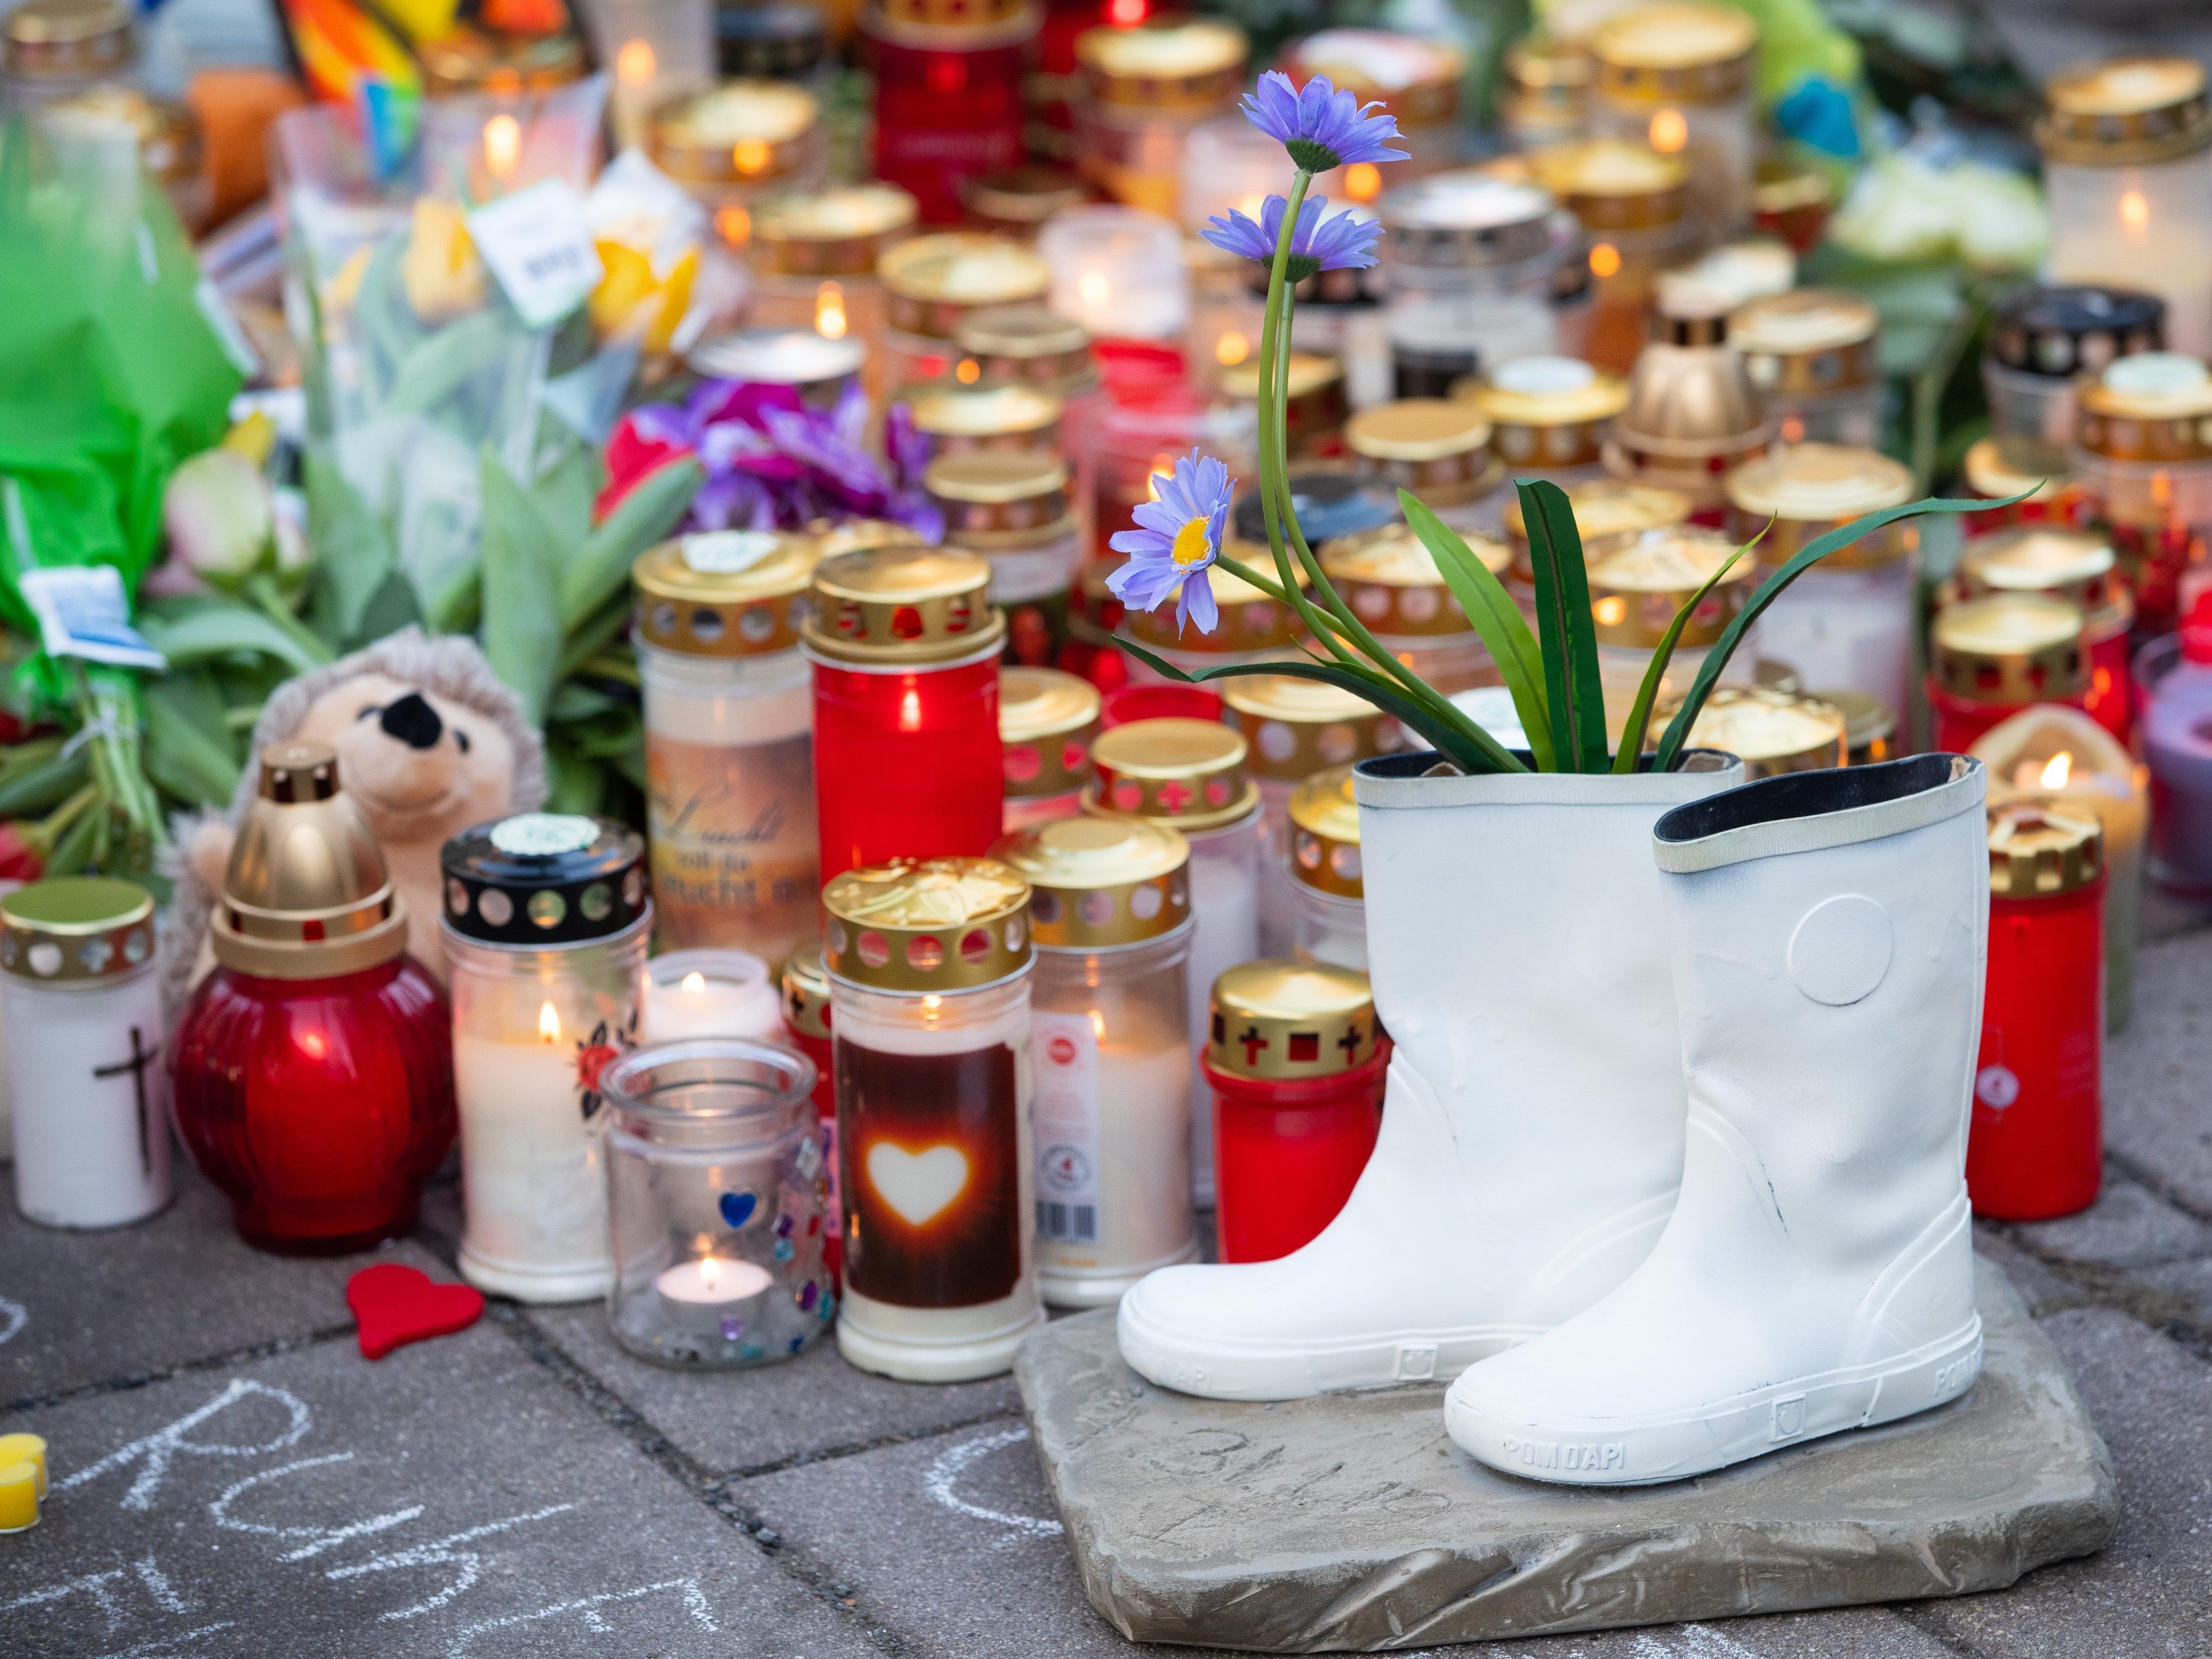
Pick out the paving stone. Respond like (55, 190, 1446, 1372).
(0, 1321, 877, 1659)
(1971, 1223, 2094, 1317)
(1912, 1307, 2212, 1658)
(2127, 1256, 2212, 1330)
(0, 1159, 447, 1407)
(2103, 930, 2212, 1222)
(1016, 1259, 2114, 1651)
(2136, 881, 2212, 946)
(2011, 1176, 2212, 1271)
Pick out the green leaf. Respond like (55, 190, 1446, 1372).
(1653, 493, 2011, 771)
(139, 603, 329, 677)
(535, 439, 603, 566)
(1518, 479, 1609, 773)
(144, 671, 243, 807)
(304, 452, 398, 647)
(556, 592, 634, 681)
(1613, 533, 1756, 774)
(559, 459, 704, 629)
(0, 748, 87, 817)
(477, 446, 565, 725)
(543, 739, 608, 815)
(387, 310, 516, 417)
(354, 567, 426, 643)
(1398, 491, 1556, 771)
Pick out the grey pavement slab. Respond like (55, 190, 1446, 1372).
(1912, 1306, 2212, 1658)
(1971, 1222, 2095, 1316)
(2137, 882, 2212, 946)
(0, 1157, 447, 1407)
(1015, 1259, 2114, 1652)
(0, 1321, 876, 1659)
(2011, 1175, 2212, 1271)
(2102, 929, 2212, 1222)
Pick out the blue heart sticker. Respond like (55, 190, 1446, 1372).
(719, 1191, 758, 1228)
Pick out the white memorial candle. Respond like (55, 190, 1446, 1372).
(642, 950, 783, 1044)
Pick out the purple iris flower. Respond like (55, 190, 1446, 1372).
(1203, 193, 1381, 284)
(1242, 69, 1408, 174)
(1106, 449, 1233, 635)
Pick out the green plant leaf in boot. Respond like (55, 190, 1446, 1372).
(1518, 478, 1609, 773)
(1397, 491, 1555, 771)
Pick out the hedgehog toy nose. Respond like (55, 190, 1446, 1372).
(379, 692, 444, 751)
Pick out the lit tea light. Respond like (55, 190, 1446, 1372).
(1344, 162, 1381, 203)
(1216, 330, 1249, 366)
(641, 950, 781, 1044)
(656, 1253, 775, 1303)
(616, 39, 655, 85)
(1649, 108, 1688, 154)
(483, 114, 521, 183)
(815, 281, 848, 340)
(733, 137, 771, 177)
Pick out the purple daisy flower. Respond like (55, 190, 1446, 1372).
(1106, 449, 1233, 635)
(1242, 69, 1408, 174)
(1203, 193, 1381, 284)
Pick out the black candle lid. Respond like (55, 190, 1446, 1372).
(715, 1, 824, 78)
(1988, 286, 2165, 380)
(440, 814, 647, 947)
(1231, 467, 1401, 548)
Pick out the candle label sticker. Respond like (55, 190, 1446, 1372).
(466, 179, 606, 331)
(837, 1038, 1022, 1309)
(1003, 589, 1075, 669)
(647, 731, 820, 957)
(491, 813, 605, 857)
(1030, 1012, 1102, 1247)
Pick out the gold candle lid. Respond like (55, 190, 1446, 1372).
(1962, 437, 2072, 508)
(807, 518, 929, 562)
(1959, 527, 2124, 623)
(211, 742, 409, 978)
(928, 450, 1072, 546)
(781, 938, 833, 1039)
(647, 80, 820, 189)
(1319, 523, 1496, 639)
(1588, 526, 1757, 648)
(1729, 289, 1881, 396)
(1504, 477, 1692, 583)
(867, 0, 1034, 42)
(879, 233, 1052, 340)
(1001, 667, 1101, 799)
(955, 303, 1095, 394)
(1345, 400, 1501, 507)
(0, 875, 154, 984)
(2038, 56, 2212, 167)
(1282, 29, 1464, 126)
(2, 0, 132, 80)
(958, 165, 1093, 235)
(1590, 2, 1757, 104)
(1221, 674, 1389, 779)
(1530, 140, 1689, 230)
(634, 531, 818, 658)
(908, 382, 1063, 451)
(752, 184, 918, 277)
(994, 814, 1191, 948)
(417, 26, 584, 97)
(1813, 687, 1896, 767)
(2076, 352, 2212, 462)
(1671, 686, 1847, 777)
(1221, 353, 1349, 456)
(1724, 443, 1916, 567)
(1122, 546, 1309, 654)
(1988, 801, 2104, 897)
(1086, 717, 1261, 832)
(1288, 764, 1363, 898)
(1931, 595, 2089, 704)
(821, 858, 1032, 993)
(801, 547, 1006, 666)
(1208, 958, 1381, 1081)
(1076, 17, 1249, 111)
(1610, 335, 1772, 488)
(1467, 356, 1630, 471)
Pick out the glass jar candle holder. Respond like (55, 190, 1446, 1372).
(1503, 475, 1692, 629)
(1725, 443, 1919, 731)
(1826, 688, 1896, 767)
(928, 450, 1080, 669)
(1184, 235, 1269, 402)
(1118, 548, 1310, 683)
(1464, 356, 1631, 535)
(1530, 141, 1697, 377)
(1377, 171, 1574, 400)
(601, 1038, 833, 1367)
(1072, 16, 1248, 219)
(1345, 398, 1504, 537)
(2, 0, 140, 115)
(1087, 343, 1249, 561)
(956, 303, 1104, 548)
(906, 382, 1063, 469)
(1587, 525, 1762, 741)
(2072, 352, 2212, 637)
(1967, 803, 2105, 1221)
(584, 0, 713, 152)
(416, 26, 585, 101)
(824, 856, 1041, 1380)
(1587, 1, 1758, 242)
(1206, 958, 1387, 1263)
(1039, 204, 1190, 342)
(1928, 593, 2092, 753)
(1221, 675, 1391, 957)
(749, 184, 920, 408)
(1961, 437, 2087, 540)
(1983, 284, 2165, 480)
(2141, 621, 2212, 893)
(642, 949, 783, 1044)
(174, 744, 453, 1253)
(5, 878, 167, 1229)
(1085, 718, 1261, 1209)
(1607, 299, 1772, 519)
(1219, 352, 1350, 463)
(635, 531, 821, 963)
(650, 79, 827, 240)
(958, 164, 1093, 238)
(1958, 527, 2137, 744)
(1668, 685, 1848, 777)
(1176, 110, 1293, 237)
(1001, 666, 1100, 830)
(1727, 289, 1883, 447)
(1282, 29, 1465, 183)
(1287, 765, 1365, 970)
(805, 546, 1008, 880)
(996, 814, 1197, 1306)
(443, 814, 650, 1302)
(878, 231, 1052, 400)
(687, 329, 868, 414)
(781, 938, 842, 1286)
(1321, 522, 1504, 695)
(864, 0, 1036, 224)
(2038, 57, 2212, 361)
(1500, 32, 1592, 153)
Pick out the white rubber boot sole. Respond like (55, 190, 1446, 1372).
(1116, 1294, 1544, 1399)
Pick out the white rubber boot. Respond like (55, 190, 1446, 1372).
(1116, 751, 1744, 1400)
(1446, 755, 1990, 1484)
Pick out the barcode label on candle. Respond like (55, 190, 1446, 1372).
(1032, 1011, 1103, 1244)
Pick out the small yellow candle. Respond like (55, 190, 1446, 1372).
(0, 1459, 37, 1533)
(0, 1434, 46, 1497)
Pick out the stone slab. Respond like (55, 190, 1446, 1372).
(2103, 930, 2212, 1222)
(1015, 1258, 2116, 1653)
(0, 1320, 878, 1659)
(2010, 1175, 2212, 1271)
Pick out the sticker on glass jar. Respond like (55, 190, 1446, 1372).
(682, 530, 784, 575)
(492, 814, 603, 856)
(1493, 355, 1596, 397)
(1031, 1011, 1103, 1246)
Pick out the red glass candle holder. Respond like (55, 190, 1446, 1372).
(1967, 803, 2105, 1221)
(865, 5, 1036, 223)
(1928, 593, 2092, 754)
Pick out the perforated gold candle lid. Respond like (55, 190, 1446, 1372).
(1221, 354, 1349, 450)
(1001, 666, 1100, 799)
(1816, 687, 1896, 767)
(3, 0, 132, 79)
(1590, 2, 1756, 103)
(955, 304, 1095, 393)
(879, 234, 1051, 339)
(1122, 546, 1309, 654)
(1729, 289, 1880, 394)
(1961, 527, 2124, 623)
(1530, 140, 1688, 230)
(0, 876, 154, 984)
(1962, 437, 2072, 508)
(959, 166, 1093, 235)
(1086, 717, 1260, 832)
(868, 0, 1033, 41)
(1346, 400, 1500, 506)
(752, 184, 917, 276)
(1289, 765, 1362, 898)
(780, 938, 833, 1039)
(648, 81, 821, 188)
(1076, 16, 1248, 110)
(821, 857, 1032, 992)
(2038, 56, 2212, 166)
(1931, 595, 2089, 704)
(1221, 675, 1389, 779)
(1988, 802, 2103, 897)
(1725, 443, 1915, 566)
(417, 25, 584, 97)
(807, 517, 928, 561)
(1670, 686, 1846, 777)
(928, 450, 1071, 546)
(634, 530, 818, 658)
(1284, 29, 1464, 124)
(2077, 353, 2212, 462)
(908, 382, 1062, 446)
(1504, 477, 1691, 583)
(801, 547, 1006, 666)
(1588, 527, 1757, 648)
(1208, 958, 1380, 1081)
(1319, 524, 1493, 639)
(994, 814, 1191, 948)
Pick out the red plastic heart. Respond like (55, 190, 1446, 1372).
(346, 1264, 485, 1361)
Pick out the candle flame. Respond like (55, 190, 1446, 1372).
(815, 281, 848, 340)
(615, 38, 655, 85)
(700, 1255, 722, 1289)
(1215, 330, 1250, 366)
(955, 357, 981, 384)
(483, 114, 522, 181)
(1588, 241, 1621, 279)
(2121, 189, 2150, 236)
(538, 1001, 562, 1044)
(1090, 1008, 1106, 1039)
(681, 971, 708, 996)
(1649, 108, 1688, 154)
(2041, 751, 2074, 789)
(899, 688, 923, 731)
(715, 204, 752, 248)
(732, 138, 771, 177)
(1079, 270, 1110, 310)
(1344, 163, 1381, 204)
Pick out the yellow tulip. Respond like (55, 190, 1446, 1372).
(589, 239, 698, 354)
(401, 197, 487, 323)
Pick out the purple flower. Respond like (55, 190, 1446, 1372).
(1203, 194, 1381, 284)
(1107, 449, 1232, 635)
(1242, 69, 1407, 174)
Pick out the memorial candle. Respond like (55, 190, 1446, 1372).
(642, 950, 783, 1044)
(0, 1458, 34, 1534)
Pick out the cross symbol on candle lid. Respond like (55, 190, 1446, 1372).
(1336, 1021, 1366, 1063)
(1236, 1024, 1268, 1065)
(1158, 779, 1192, 812)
